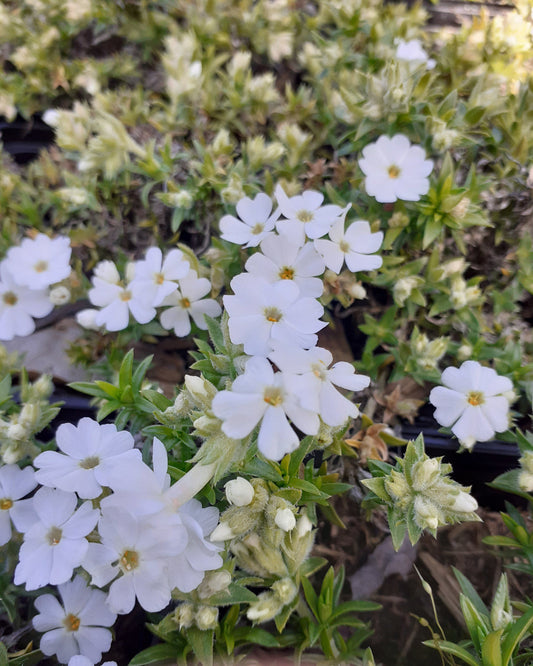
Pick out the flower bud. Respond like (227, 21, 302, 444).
(457, 343, 472, 361)
(7, 423, 26, 441)
(33, 375, 53, 398)
(347, 282, 367, 300)
(272, 578, 297, 605)
(394, 276, 418, 306)
(274, 508, 296, 532)
(49, 286, 71, 306)
(225, 477, 255, 507)
(195, 606, 219, 631)
(411, 458, 440, 491)
(197, 570, 232, 599)
(174, 603, 194, 629)
(414, 496, 440, 530)
(75, 308, 100, 331)
(210, 521, 235, 542)
(448, 491, 478, 514)
(296, 513, 313, 537)
(519, 470, 533, 492)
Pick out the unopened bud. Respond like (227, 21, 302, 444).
(195, 605, 219, 630)
(197, 570, 232, 599)
(49, 286, 71, 305)
(449, 491, 478, 513)
(210, 521, 235, 542)
(76, 308, 100, 330)
(274, 508, 296, 532)
(174, 603, 194, 629)
(225, 477, 255, 507)
(7, 423, 26, 441)
(296, 514, 313, 537)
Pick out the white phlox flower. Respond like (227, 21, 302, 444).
(219, 192, 280, 247)
(395, 39, 436, 70)
(88, 260, 155, 331)
(429, 360, 513, 450)
(33, 575, 116, 665)
(69, 658, 117, 666)
(34, 418, 142, 499)
(129, 246, 190, 307)
(359, 134, 433, 203)
(159, 270, 222, 336)
(224, 273, 326, 356)
(14, 487, 99, 590)
(0, 464, 38, 545)
(4, 233, 71, 289)
(274, 184, 349, 244)
(211, 355, 319, 460)
(245, 232, 326, 298)
(0, 262, 54, 340)
(269, 345, 371, 426)
(314, 217, 383, 274)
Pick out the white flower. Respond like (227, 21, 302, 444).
(245, 233, 325, 298)
(159, 270, 221, 336)
(0, 262, 54, 340)
(314, 218, 383, 274)
(212, 356, 319, 460)
(395, 39, 436, 70)
(274, 184, 349, 244)
(269, 345, 370, 427)
(14, 488, 99, 590)
(219, 193, 280, 247)
(4, 233, 71, 289)
(33, 575, 116, 665)
(129, 247, 190, 307)
(69, 658, 117, 666)
(225, 477, 255, 506)
(0, 464, 38, 545)
(224, 273, 326, 356)
(359, 134, 433, 203)
(34, 418, 142, 499)
(429, 360, 513, 450)
(88, 260, 155, 331)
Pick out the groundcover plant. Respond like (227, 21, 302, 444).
(1, 0, 533, 664)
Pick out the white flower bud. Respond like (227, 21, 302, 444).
(274, 508, 296, 532)
(174, 602, 194, 629)
(197, 570, 232, 599)
(7, 423, 27, 441)
(33, 375, 53, 398)
(414, 496, 440, 530)
(49, 286, 71, 306)
(185, 375, 209, 399)
(42, 109, 60, 127)
(492, 608, 513, 630)
(210, 522, 235, 542)
(195, 606, 218, 630)
(394, 276, 418, 306)
(94, 260, 120, 284)
(519, 470, 533, 492)
(19, 403, 39, 428)
(2, 445, 21, 465)
(457, 343, 473, 361)
(347, 282, 367, 300)
(225, 477, 255, 507)
(296, 514, 313, 537)
(449, 491, 478, 513)
(75, 308, 100, 330)
(411, 458, 440, 491)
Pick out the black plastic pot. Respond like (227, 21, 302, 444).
(0, 115, 54, 164)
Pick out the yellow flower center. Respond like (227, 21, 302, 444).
(279, 266, 294, 280)
(2, 291, 17, 306)
(34, 260, 48, 273)
(79, 455, 100, 469)
(339, 240, 350, 253)
(47, 526, 62, 546)
(120, 290, 132, 302)
(311, 361, 327, 381)
(251, 223, 264, 235)
(388, 165, 401, 179)
(63, 613, 81, 632)
(180, 297, 191, 308)
(467, 391, 484, 406)
(0, 498, 13, 511)
(264, 306, 282, 323)
(297, 210, 313, 223)
(120, 549, 139, 572)
(154, 272, 165, 285)
(263, 386, 283, 406)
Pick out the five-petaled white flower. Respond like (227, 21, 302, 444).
(129, 247, 190, 307)
(224, 273, 326, 356)
(88, 260, 155, 331)
(33, 575, 116, 665)
(15, 487, 99, 590)
(0, 464, 38, 545)
(269, 345, 371, 427)
(4, 233, 71, 289)
(159, 270, 221, 336)
(245, 233, 325, 298)
(314, 218, 383, 274)
(212, 356, 319, 460)
(274, 184, 349, 244)
(429, 360, 513, 450)
(359, 134, 433, 203)
(219, 193, 280, 247)
(34, 418, 142, 499)
(0, 262, 54, 340)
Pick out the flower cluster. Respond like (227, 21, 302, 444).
(213, 187, 376, 460)
(0, 233, 71, 340)
(78, 248, 221, 334)
(7, 417, 222, 664)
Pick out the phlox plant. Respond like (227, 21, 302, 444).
(1, 0, 533, 664)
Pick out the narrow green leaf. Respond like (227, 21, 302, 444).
(132, 354, 154, 392)
(453, 568, 489, 617)
(185, 627, 214, 666)
(68, 381, 106, 397)
(119, 350, 134, 389)
(243, 627, 280, 648)
(422, 640, 479, 666)
(301, 576, 319, 617)
(94, 380, 121, 398)
(128, 643, 179, 665)
(501, 606, 533, 664)
(481, 629, 503, 666)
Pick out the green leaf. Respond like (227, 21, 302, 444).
(8, 650, 44, 666)
(274, 596, 297, 633)
(481, 630, 503, 666)
(0, 643, 7, 666)
(119, 349, 134, 389)
(94, 380, 121, 399)
(454, 568, 489, 617)
(422, 640, 479, 666)
(208, 583, 258, 606)
(300, 556, 328, 578)
(243, 627, 281, 648)
(460, 595, 489, 653)
(501, 606, 533, 664)
(301, 576, 319, 617)
(132, 354, 154, 392)
(68, 381, 106, 397)
(204, 316, 225, 354)
(330, 600, 382, 620)
(332, 565, 345, 605)
(128, 643, 179, 665)
(185, 627, 214, 666)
